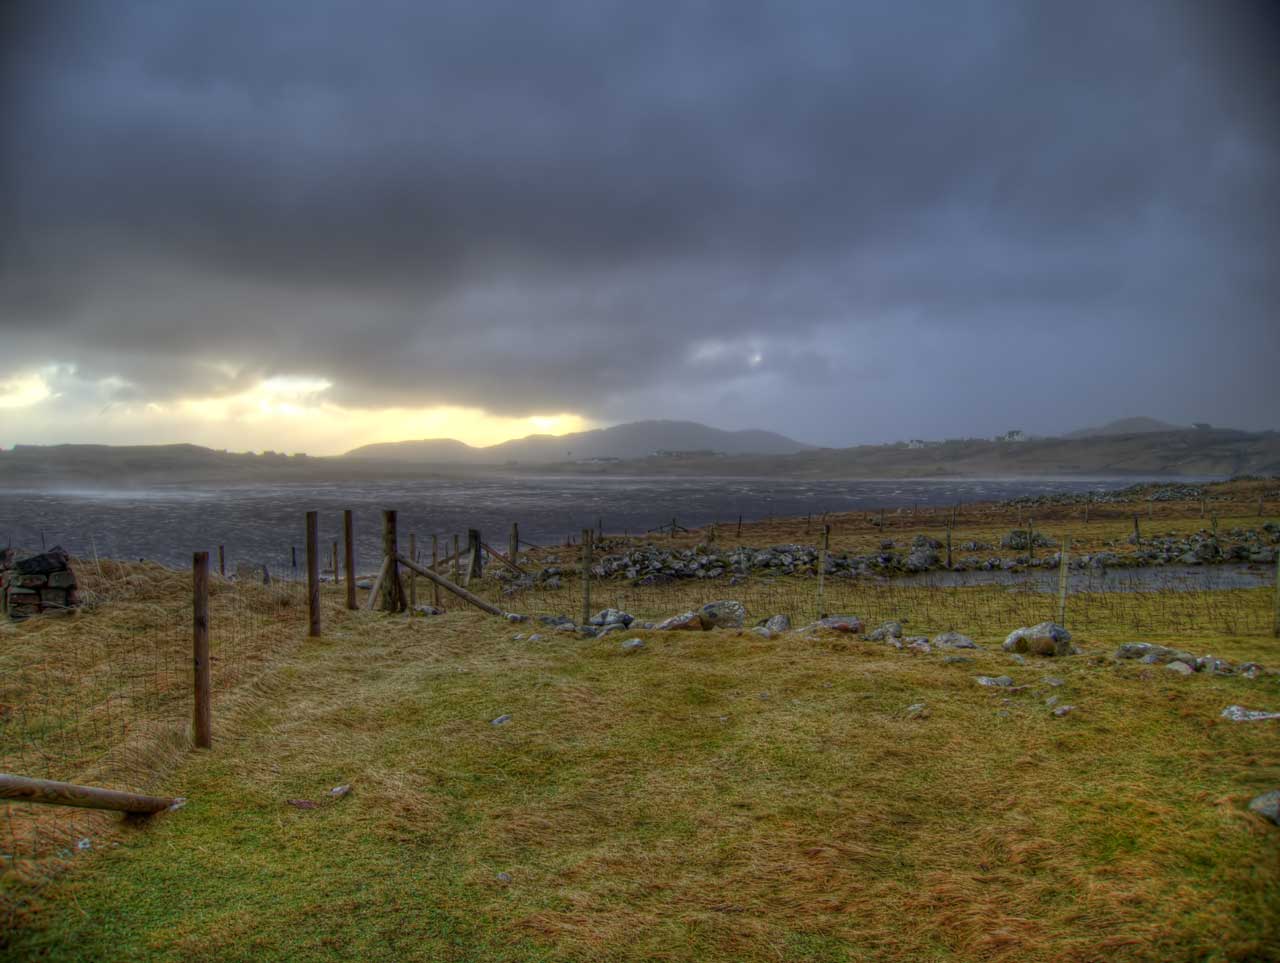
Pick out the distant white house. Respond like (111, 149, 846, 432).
(906, 439, 927, 449)
(997, 430, 1027, 443)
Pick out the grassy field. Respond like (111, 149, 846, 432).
(4, 575, 1280, 961)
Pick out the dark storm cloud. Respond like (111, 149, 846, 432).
(1, 0, 1277, 440)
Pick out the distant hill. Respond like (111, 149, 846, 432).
(344, 420, 815, 464)
(1065, 416, 1187, 439)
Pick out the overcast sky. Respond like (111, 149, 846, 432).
(1, 0, 1277, 453)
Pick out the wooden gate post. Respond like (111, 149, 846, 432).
(381, 510, 405, 612)
(306, 511, 321, 637)
(344, 509, 356, 610)
(509, 523, 519, 565)
(193, 551, 212, 749)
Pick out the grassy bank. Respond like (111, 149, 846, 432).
(5, 588, 1280, 961)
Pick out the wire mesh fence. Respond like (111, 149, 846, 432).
(0, 552, 311, 928)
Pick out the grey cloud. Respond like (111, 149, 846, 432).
(1, 0, 1277, 443)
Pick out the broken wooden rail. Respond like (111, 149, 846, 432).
(0, 773, 183, 815)
(396, 554, 507, 617)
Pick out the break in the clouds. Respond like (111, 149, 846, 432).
(1, 0, 1277, 450)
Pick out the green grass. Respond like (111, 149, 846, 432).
(5, 601, 1280, 962)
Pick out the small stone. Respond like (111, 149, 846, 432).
(868, 620, 903, 641)
(1008, 654, 1026, 665)
(976, 675, 1015, 687)
(943, 655, 975, 664)
(906, 638, 932, 653)
(934, 631, 978, 649)
(1045, 677, 1065, 687)
(700, 600, 747, 628)
(491, 714, 512, 726)
(496, 871, 513, 883)
(621, 638, 645, 652)
(1046, 696, 1059, 707)
(1248, 790, 1280, 826)
(505, 612, 528, 623)
(905, 703, 929, 719)
(76, 838, 92, 851)
(1002, 621, 1071, 657)
(1052, 705, 1076, 717)
(1165, 661, 1194, 676)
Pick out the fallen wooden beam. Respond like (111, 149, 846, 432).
(0, 773, 182, 815)
(396, 554, 508, 617)
(481, 541, 526, 576)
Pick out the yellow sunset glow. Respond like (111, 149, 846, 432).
(0, 369, 590, 453)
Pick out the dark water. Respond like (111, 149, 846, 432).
(0, 475, 1166, 574)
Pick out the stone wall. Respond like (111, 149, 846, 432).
(1, 546, 81, 620)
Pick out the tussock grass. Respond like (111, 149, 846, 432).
(5, 593, 1280, 961)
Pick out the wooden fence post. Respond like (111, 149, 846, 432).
(816, 524, 829, 619)
(509, 523, 518, 565)
(737, 514, 743, 537)
(467, 529, 483, 582)
(408, 533, 417, 609)
(452, 534, 461, 583)
(598, 517, 603, 541)
(1028, 517, 1036, 563)
(332, 540, 338, 581)
(1057, 535, 1071, 627)
(1273, 549, 1280, 639)
(344, 509, 356, 610)
(291, 545, 297, 572)
(432, 534, 441, 607)
(193, 551, 211, 749)
(381, 510, 404, 612)
(306, 511, 321, 637)
(946, 523, 953, 569)
(1132, 515, 1141, 543)
(218, 544, 225, 578)
(581, 528, 593, 626)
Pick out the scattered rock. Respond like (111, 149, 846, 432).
(621, 638, 645, 652)
(700, 600, 747, 628)
(868, 620, 903, 641)
(1003, 622, 1072, 657)
(1051, 705, 1076, 717)
(505, 612, 528, 623)
(1221, 705, 1280, 722)
(589, 608, 633, 627)
(906, 638, 932, 653)
(763, 613, 791, 634)
(1166, 661, 1195, 677)
(935, 631, 977, 649)
(496, 871, 513, 884)
(801, 615, 864, 634)
(491, 714, 512, 726)
(976, 676, 1016, 687)
(655, 611, 704, 631)
(905, 703, 930, 719)
(1249, 790, 1280, 826)
(1044, 677, 1065, 687)
(943, 655, 975, 664)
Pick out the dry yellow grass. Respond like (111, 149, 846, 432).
(4, 571, 1280, 961)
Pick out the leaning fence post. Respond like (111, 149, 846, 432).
(816, 524, 830, 619)
(581, 528, 593, 626)
(343, 509, 356, 610)
(306, 511, 321, 637)
(1057, 535, 1071, 627)
(193, 551, 212, 749)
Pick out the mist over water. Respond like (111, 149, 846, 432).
(0, 476, 1172, 574)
